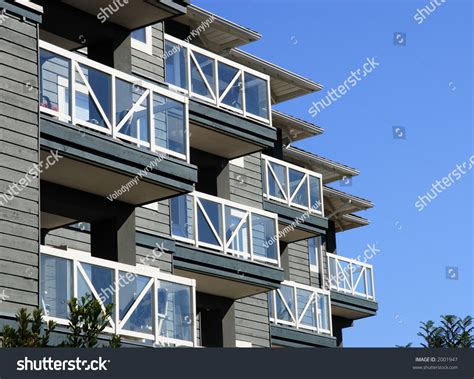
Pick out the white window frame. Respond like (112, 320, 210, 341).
(131, 27, 153, 55)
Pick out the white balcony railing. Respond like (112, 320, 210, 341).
(39, 41, 189, 162)
(262, 154, 324, 216)
(327, 253, 375, 301)
(164, 34, 272, 125)
(40, 245, 196, 347)
(269, 281, 332, 335)
(170, 191, 280, 266)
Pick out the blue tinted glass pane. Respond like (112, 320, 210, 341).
(225, 206, 248, 254)
(116, 79, 148, 142)
(297, 289, 316, 328)
(197, 199, 221, 246)
(40, 255, 72, 319)
(154, 95, 186, 155)
(165, 41, 187, 89)
(131, 29, 146, 43)
(276, 286, 294, 321)
(245, 73, 269, 119)
(81, 263, 114, 307)
(218, 63, 242, 110)
(251, 214, 277, 260)
(158, 281, 192, 342)
(268, 162, 287, 199)
(289, 169, 307, 207)
(170, 195, 194, 239)
(190, 52, 214, 99)
(118, 272, 149, 319)
(123, 287, 153, 334)
(309, 176, 322, 211)
(40, 50, 70, 115)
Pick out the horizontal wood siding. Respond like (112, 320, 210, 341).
(228, 153, 263, 208)
(234, 293, 270, 347)
(131, 24, 165, 84)
(286, 240, 311, 286)
(0, 14, 40, 315)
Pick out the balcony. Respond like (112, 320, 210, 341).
(268, 281, 336, 347)
(170, 192, 284, 299)
(165, 34, 271, 124)
(261, 155, 327, 242)
(40, 40, 189, 161)
(38, 41, 197, 208)
(164, 35, 276, 159)
(40, 245, 196, 347)
(170, 191, 280, 265)
(327, 253, 378, 319)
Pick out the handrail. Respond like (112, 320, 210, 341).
(170, 191, 281, 266)
(262, 154, 324, 216)
(40, 245, 196, 347)
(326, 252, 376, 301)
(269, 280, 332, 335)
(39, 40, 190, 162)
(164, 34, 272, 125)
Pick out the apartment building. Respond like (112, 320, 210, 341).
(0, 0, 377, 348)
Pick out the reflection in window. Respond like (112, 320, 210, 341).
(170, 195, 194, 240)
(165, 41, 187, 90)
(252, 214, 277, 260)
(245, 73, 269, 119)
(40, 255, 72, 319)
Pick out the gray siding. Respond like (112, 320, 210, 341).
(234, 293, 270, 347)
(131, 24, 165, 83)
(0, 14, 40, 315)
(44, 228, 90, 252)
(136, 200, 170, 236)
(227, 153, 264, 208)
(286, 240, 311, 286)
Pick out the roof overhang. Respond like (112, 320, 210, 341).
(323, 186, 373, 232)
(283, 146, 359, 184)
(58, 0, 188, 29)
(173, 5, 261, 52)
(227, 48, 323, 104)
(272, 110, 323, 144)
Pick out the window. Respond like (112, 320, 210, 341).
(308, 236, 321, 272)
(131, 27, 153, 55)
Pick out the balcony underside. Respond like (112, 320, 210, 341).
(173, 244, 284, 300)
(40, 116, 197, 207)
(270, 325, 337, 348)
(330, 291, 378, 320)
(263, 200, 328, 242)
(189, 101, 276, 159)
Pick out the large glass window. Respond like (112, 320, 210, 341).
(131, 27, 152, 54)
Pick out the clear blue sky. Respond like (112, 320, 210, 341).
(194, 0, 473, 347)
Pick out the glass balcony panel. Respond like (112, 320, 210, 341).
(118, 272, 149, 319)
(116, 78, 149, 143)
(80, 263, 114, 307)
(218, 62, 242, 110)
(244, 73, 269, 119)
(40, 50, 70, 115)
(268, 161, 287, 200)
(171, 195, 194, 240)
(158, 281, 193, 342)
(353, 265, 366, 295)
(276, 286, 294, 322)
(75, 64, 112, 129)
(165, 41, 187, 90)
(190, 51, 215, 99)
(122, 286, 153, 334)
(297, 288, 317, 328)
(154, 95, 186, 155)
(367, 267, 374, 298)
(337, 260, 352, 292)
(225, 206, 248, 254)
(251, 214, 277, 260)
(328, 257, 337, 288)
(197, 199, 222, 247)
(40, 255, 72, 319)
(317, 294, 330, 331)
(289, 169, 308, 207)
(309, 175, 322, 211)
